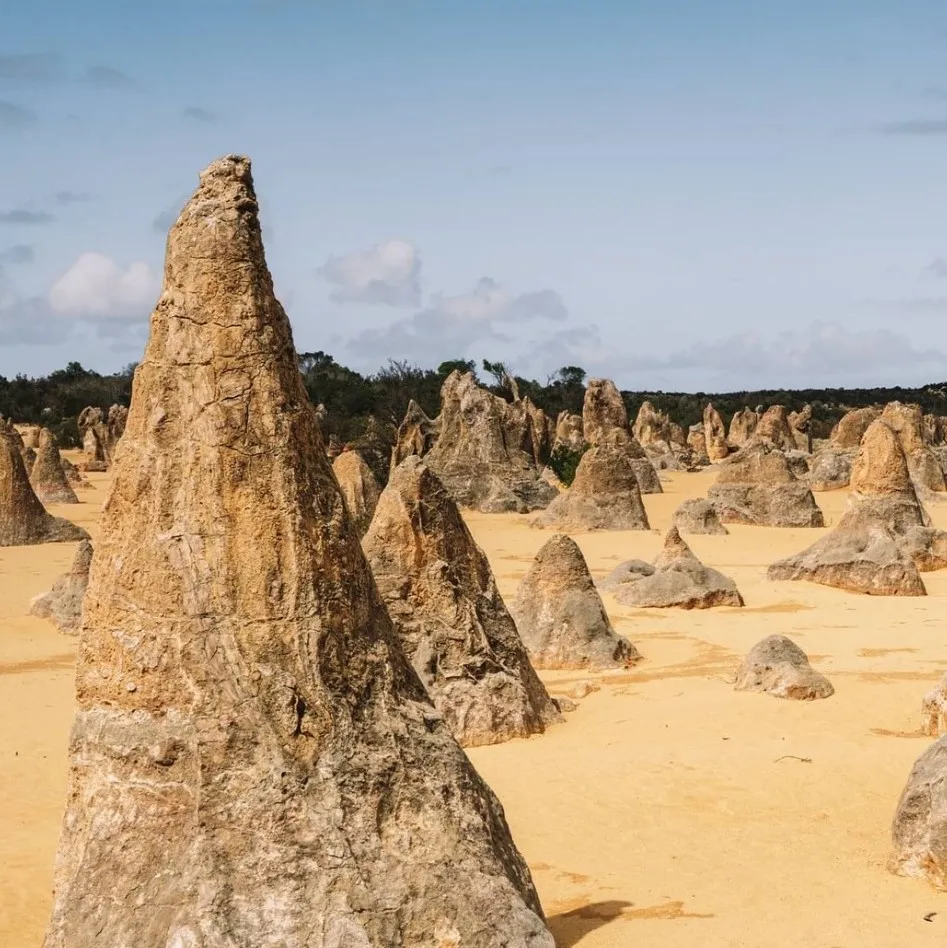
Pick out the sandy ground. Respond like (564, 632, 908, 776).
(2, 462, 946, 946)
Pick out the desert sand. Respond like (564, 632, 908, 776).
(2, 462, 946, 946)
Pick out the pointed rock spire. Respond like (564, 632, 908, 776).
(43, 156, 554, 947)
(29, 428, 79, 504)
(331, 448, 380, 536)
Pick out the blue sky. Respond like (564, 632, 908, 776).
(4, 1, 947, 390)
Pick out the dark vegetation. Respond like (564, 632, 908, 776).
(4, 355, 947, 455)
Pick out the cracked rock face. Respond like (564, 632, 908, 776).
(363, 456, 560, 747)
(43, 155, 554, 948)
(30, 539, 92, 634)
(510, 533, 639, 669)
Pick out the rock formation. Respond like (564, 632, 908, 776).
(510, 534, 638, 669)
(881, 401, 946, 493)
(331, 449, 381, 536)
(633, 400, 672, 448)
(0, 431, 87, 547)
(532, 443, 651, 531)
(29, 540, 92, 634)
(363, 456, 560, 747)
(703, 403, 729, 461)
(422, 371, 558, 513)
(687, 423, 710, 464)
(807, 448, 853, 491)
(608, 527, 744, 609)
(768, 420, 947, 595)
(830, 406, 881, 449)
(753, 405, 797, 452)
(29, 429, 79, 505)
(728, 408, 759, 448)
(20, 425, 41, 449)
(107, 403, 128, 442)
(390, 398, 438, 471)
(734, 635, 834, 700)
(672, 497, 728, 535)
(889, 735, 947, 890)
(707, 442, 824, 527)
(922, 673, 947, 737)
(552, 411, 585, 452)
(61, 457, 92, 490)
(788, 404, 813, 452)
(77, 406, 112, 471)
(43, 155, 554, 948)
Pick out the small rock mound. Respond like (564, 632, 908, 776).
(921, 673, 947, 737)
(29, 429, 79, 504)
(29, 540, 92, 634)
(331, 449, 381, 535)
(608, 527, 744, 609)
(510, 533, 639, 669)
(363, 456, 560, 747)
(889, 735, 947, 890)
(0, 432, 88, 546)
(708, 442, 824, 527)
(532, 444, 651, 531)
(734, 634, 834, 700)
(672, 498, 728, 535)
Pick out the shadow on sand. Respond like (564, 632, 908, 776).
(548, 898, 715, 946)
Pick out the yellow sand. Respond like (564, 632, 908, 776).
(2, 464, 946, 946)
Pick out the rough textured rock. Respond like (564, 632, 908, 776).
(523, 396, 553, 467)
(633, 400, 672, 447)
(611, 527, 744, 609)
(831, 406, 881, 449)
(61, 457, 92, 490)
(703, 403, 729, 461)
(924, 414, 947, 446)
(107, 403, 128, 442)
(888, 735, 947, 890)
(422, 371, 557, 513)
(552, 411, 585, 452)
(76, 406, 111, 471)
(20, 425, 41, 449)
(753, 405, 797, 451)
(44, 156, 554, 948)
(598, 558, 655, 593)
(532, 444, 651, 531)
(789, 404, 814, 452)
(708, 442, 824, 527)
(687, 423, 710, 464)
(672, 498, 729, 535)
(390, 398, 438, 471)
(0, 431, 87, 547)
(881, 401, 947, 493)
(768, 421, 946, 595)
(364, 456, 560, 747)
(734, 635, 834, 700)
(331, 449, 381, 536)
(509, 534, 639, 669)
(807, 447, 854, 491)
(29, 540, 92, 634)
(728, 408, 759, 447)
(922, 673, 947, 737)
(29, 429, 79, 505)
(582, 378, 629, 446)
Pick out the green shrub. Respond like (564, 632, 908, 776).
(548, 443, 588, 486)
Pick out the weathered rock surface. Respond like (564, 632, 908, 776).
(807, 447, 854, 491)
(789, 404, 814, 452)
(76, 406, 111, 471)
(753, 405, 797, 451)
(331, 449, 381, 535)
(708, 442, 824, 527)
(510, 533, 639, 669)
(611, 527, 744, 609)
(831, 406, 881, 449)
(687, 424, 710, 465)
(728, 408, 759, 448)
(423, 371, 558, 513)
(29, 429, 79, 505)
(769, 421, 944, 595)
(552, 411, 585, 452)
(364, 456, 560, 747)
(672, 498, 729, 535)
(61, 457, 92, 490)
(0, 432, 87, 547)
(43, 155, 554, 948)
(734, 634, 834, 700)
(881, 401, 947, 493)
(532, 444, 651, 531)
(390, 398, 438, 471)
(29, 540, 92, 634)
(703, 403, 729, 461)
(922, 673, 947, 737)
(633, 400, 672, 447)
(889, 734, 947, 890)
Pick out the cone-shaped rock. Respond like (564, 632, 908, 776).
(770, 421, 947, 595)
(30, 429, 79, 504)
(889, 735, 947, 890)
(922, 673, 947, 737)
(734, 635, 834, 700)
(509, 534, 639, 669)
(703, 403, 729, 461)
(708, 442, 824, 527)
(43, 156, 554, 947)
(30, 540, 92, 634)
(363, 456, 560, 747)
(532, 443, 651, 531)
(672, 498, 728, 535)
(422, 371, 558, 513)
(331, 449, 380, 536)
(0, 432, 87, 547)
(608, 527, 744, 609)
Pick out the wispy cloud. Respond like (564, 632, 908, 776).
(54, 190, 93, 205)
(182, 106, 218, 123)
(0, 100, 37, 129)
(880, 119, 947, 136)
(0, 245, 34, 264)
(83, 65, 134, 89)
(0, 209, 54, 225)
(923, 258, 947, 278)
(0, 53, 62, 84)
(321, 239, 422, 307)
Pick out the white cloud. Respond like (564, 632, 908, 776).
(49, 252, 157, 318)
(320, 239, 422, 307)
